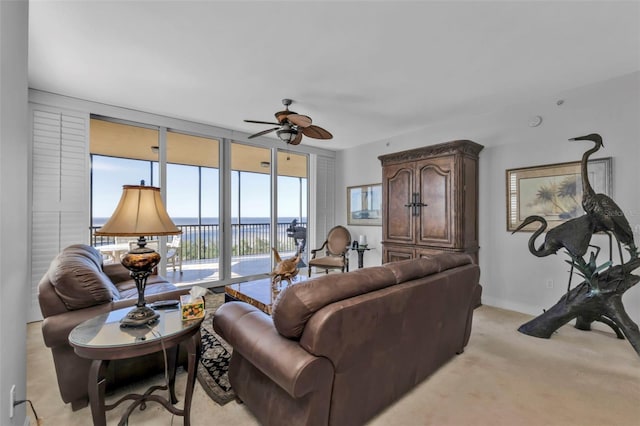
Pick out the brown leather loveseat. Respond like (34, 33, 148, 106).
(37, 244, 189, 410)
(214, 253, 481, 426)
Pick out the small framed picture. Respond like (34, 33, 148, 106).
(347, 183, 383, 226)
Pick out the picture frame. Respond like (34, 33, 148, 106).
(347, 183, 382, 226)
(506, 157, 612, 232)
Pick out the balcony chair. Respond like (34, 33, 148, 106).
(308, 225, 352, 277)
(166, 235, 183, 273)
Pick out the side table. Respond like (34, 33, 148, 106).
(350, 245, 372, 269)
(69, 307, 202, 426)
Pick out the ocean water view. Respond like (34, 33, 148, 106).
(91, 216, 308, 261)
(93, 217, 306, 226)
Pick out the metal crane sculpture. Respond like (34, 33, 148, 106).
(512, 214, 597, 293)
(514, 133, 640, 357)
(570, 133, 637, 260)
(512, 214, 596, 260)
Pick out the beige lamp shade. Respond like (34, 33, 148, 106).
(95, 185, 180, 236)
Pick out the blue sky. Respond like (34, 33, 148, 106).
(92, 156, 306, 222)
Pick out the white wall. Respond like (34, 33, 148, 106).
(338, 72, 640, 325)
(0, 0, 29, 424)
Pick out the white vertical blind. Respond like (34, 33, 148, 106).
(314, 155, 336, 246)
(29, 105, 89, 322)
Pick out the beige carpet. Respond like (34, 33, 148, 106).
(27, 304, 640, 425)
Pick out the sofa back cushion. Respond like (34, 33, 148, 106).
(272, 266, 397, 339)
(47, 244, 120, 310)
(383, 253, 473, 283)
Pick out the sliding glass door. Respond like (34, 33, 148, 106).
(277, 151, 308, 266)
(165, 131, 219, 283)
(230, 142, 272, 278)
(90, 119, 159, 252)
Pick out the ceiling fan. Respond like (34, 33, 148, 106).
(244, 99, 333, 145)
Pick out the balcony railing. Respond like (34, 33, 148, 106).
(91, 221, 307, 261)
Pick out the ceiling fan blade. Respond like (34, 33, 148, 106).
(302, 125, 333, 140)
(244, 119, 281, 126)
(287, 114, 312, 128)
(248, 127, 279, 139)
(289, 132, 303, 145)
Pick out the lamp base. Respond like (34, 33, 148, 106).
(120, 305, 160, 327)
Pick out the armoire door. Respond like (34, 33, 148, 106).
(383, 163, 415, 244)
(415, 155, 455, 247)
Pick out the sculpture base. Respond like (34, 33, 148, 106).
(518, 257, 640, 357)
(120, 305, 160, 327)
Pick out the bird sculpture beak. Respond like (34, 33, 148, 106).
(568, 133, 603, 146)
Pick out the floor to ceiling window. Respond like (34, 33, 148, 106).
(90, 118, 308, 287)
(230, 142, 272, 278)
(90, 118, 221, 285)
(165, 131, 219, 283)
(277, 151, 308, 264)
(90, 119, 159, 230)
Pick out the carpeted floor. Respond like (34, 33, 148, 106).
(27, 302, 640, 425)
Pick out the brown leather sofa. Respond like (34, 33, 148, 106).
(214, 253, 481, 426)
(37, 244, 189, 410)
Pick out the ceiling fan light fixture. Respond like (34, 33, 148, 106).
(276, 126, 298, 143)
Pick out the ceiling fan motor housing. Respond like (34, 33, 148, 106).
(275, 110, 296, 124)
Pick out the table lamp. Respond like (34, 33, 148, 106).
(95, 185, 181, 327)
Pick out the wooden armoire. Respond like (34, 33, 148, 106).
(378, 140, 483, 263)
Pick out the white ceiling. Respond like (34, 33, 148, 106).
(28, 1, 640, 150)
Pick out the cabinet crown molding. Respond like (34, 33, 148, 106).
(378, 140, 483, 166)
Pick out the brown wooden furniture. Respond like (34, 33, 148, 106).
(378, 140, 483, 263)
(225, 275, 309, 315)
(350, 244, 372, 268)
(68, 307, 202, 426)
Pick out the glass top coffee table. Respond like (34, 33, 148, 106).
(225, 274, 309, 315)
(69, 307, 203, 426)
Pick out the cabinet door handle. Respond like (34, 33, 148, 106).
(412, 193, 427, 216)
(405, 194, 428, 215)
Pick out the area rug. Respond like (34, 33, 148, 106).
(197, 292, 236, 405)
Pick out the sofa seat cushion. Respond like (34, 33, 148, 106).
(308, 256, 345, 267)
(272, 266, 397, 339)
(48, 245, 120, 310)
(115, 274, 168, 292)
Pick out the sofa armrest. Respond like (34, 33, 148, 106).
(41, 298, 140, 348)
(42, 288, 188, 349)
(213, 302, 333, 398)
